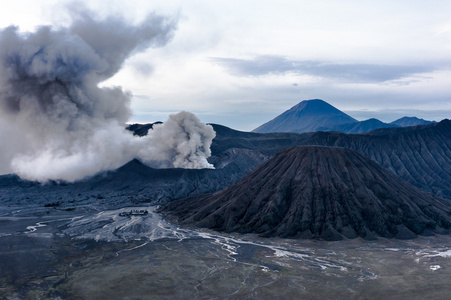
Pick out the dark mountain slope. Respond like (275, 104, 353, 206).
(163, 146, 451, 240)
(253, 99, 357, 133)
(209, 124, 314, 156)
(307, 120, 451, 198)
(210, 120, 451, 199)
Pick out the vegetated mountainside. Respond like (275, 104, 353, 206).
(163, 146, 451, 241)
(319, 118, 399, 134)
(252, 99, 357, 133)
(391, 116, 434, 127)
(210, 120, 451, 199)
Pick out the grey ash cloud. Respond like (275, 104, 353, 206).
(211, 55, 437, 83)
(0, 7, 216, 182)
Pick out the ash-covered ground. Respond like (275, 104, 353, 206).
(1, 202, 451, 299)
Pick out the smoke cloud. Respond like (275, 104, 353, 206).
(0, 10, 215, 182)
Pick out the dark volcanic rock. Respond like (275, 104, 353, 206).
(126, 122, 162, 136)
(163, 146, 451, 240)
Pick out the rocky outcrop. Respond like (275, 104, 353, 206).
(163, 146, 451, 240)
(126, 122, 162, 136)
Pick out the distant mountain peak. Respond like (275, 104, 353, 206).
(390, 116, 434, 127)
(253, 99, 357, 133)
(290, 98, 336, 109)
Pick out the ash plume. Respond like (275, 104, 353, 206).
(0, 10, 215, 182)
(137, 111, 216, 169)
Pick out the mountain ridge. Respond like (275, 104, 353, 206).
(391, 116, 435, 127)
(2, 120, 450, 214)
(319, 118, 399, 134)
(252, 99, 436, 134)
(212, 120, 451, 199)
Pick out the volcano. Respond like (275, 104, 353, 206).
(252, 99, 357, 133)
(163, 146, 451, 240)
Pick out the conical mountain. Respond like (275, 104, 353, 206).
(164, 146, 451, 240)
(252, 99, 357, 133)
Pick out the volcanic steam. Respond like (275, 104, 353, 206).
(0, 10, 215, 182)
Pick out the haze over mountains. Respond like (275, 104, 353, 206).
(253, 99, 435, 134)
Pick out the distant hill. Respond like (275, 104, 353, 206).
(390, 116, 434, 127)
(320, 118, 399, 134)
(163, 146, 451, 240)
(252, 99, 357, 133)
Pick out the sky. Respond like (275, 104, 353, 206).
(1, 0, 450, 131)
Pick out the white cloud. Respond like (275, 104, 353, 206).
(1, 0, 450, 131)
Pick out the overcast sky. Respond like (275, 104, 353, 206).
(1, 0, 450, 130)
